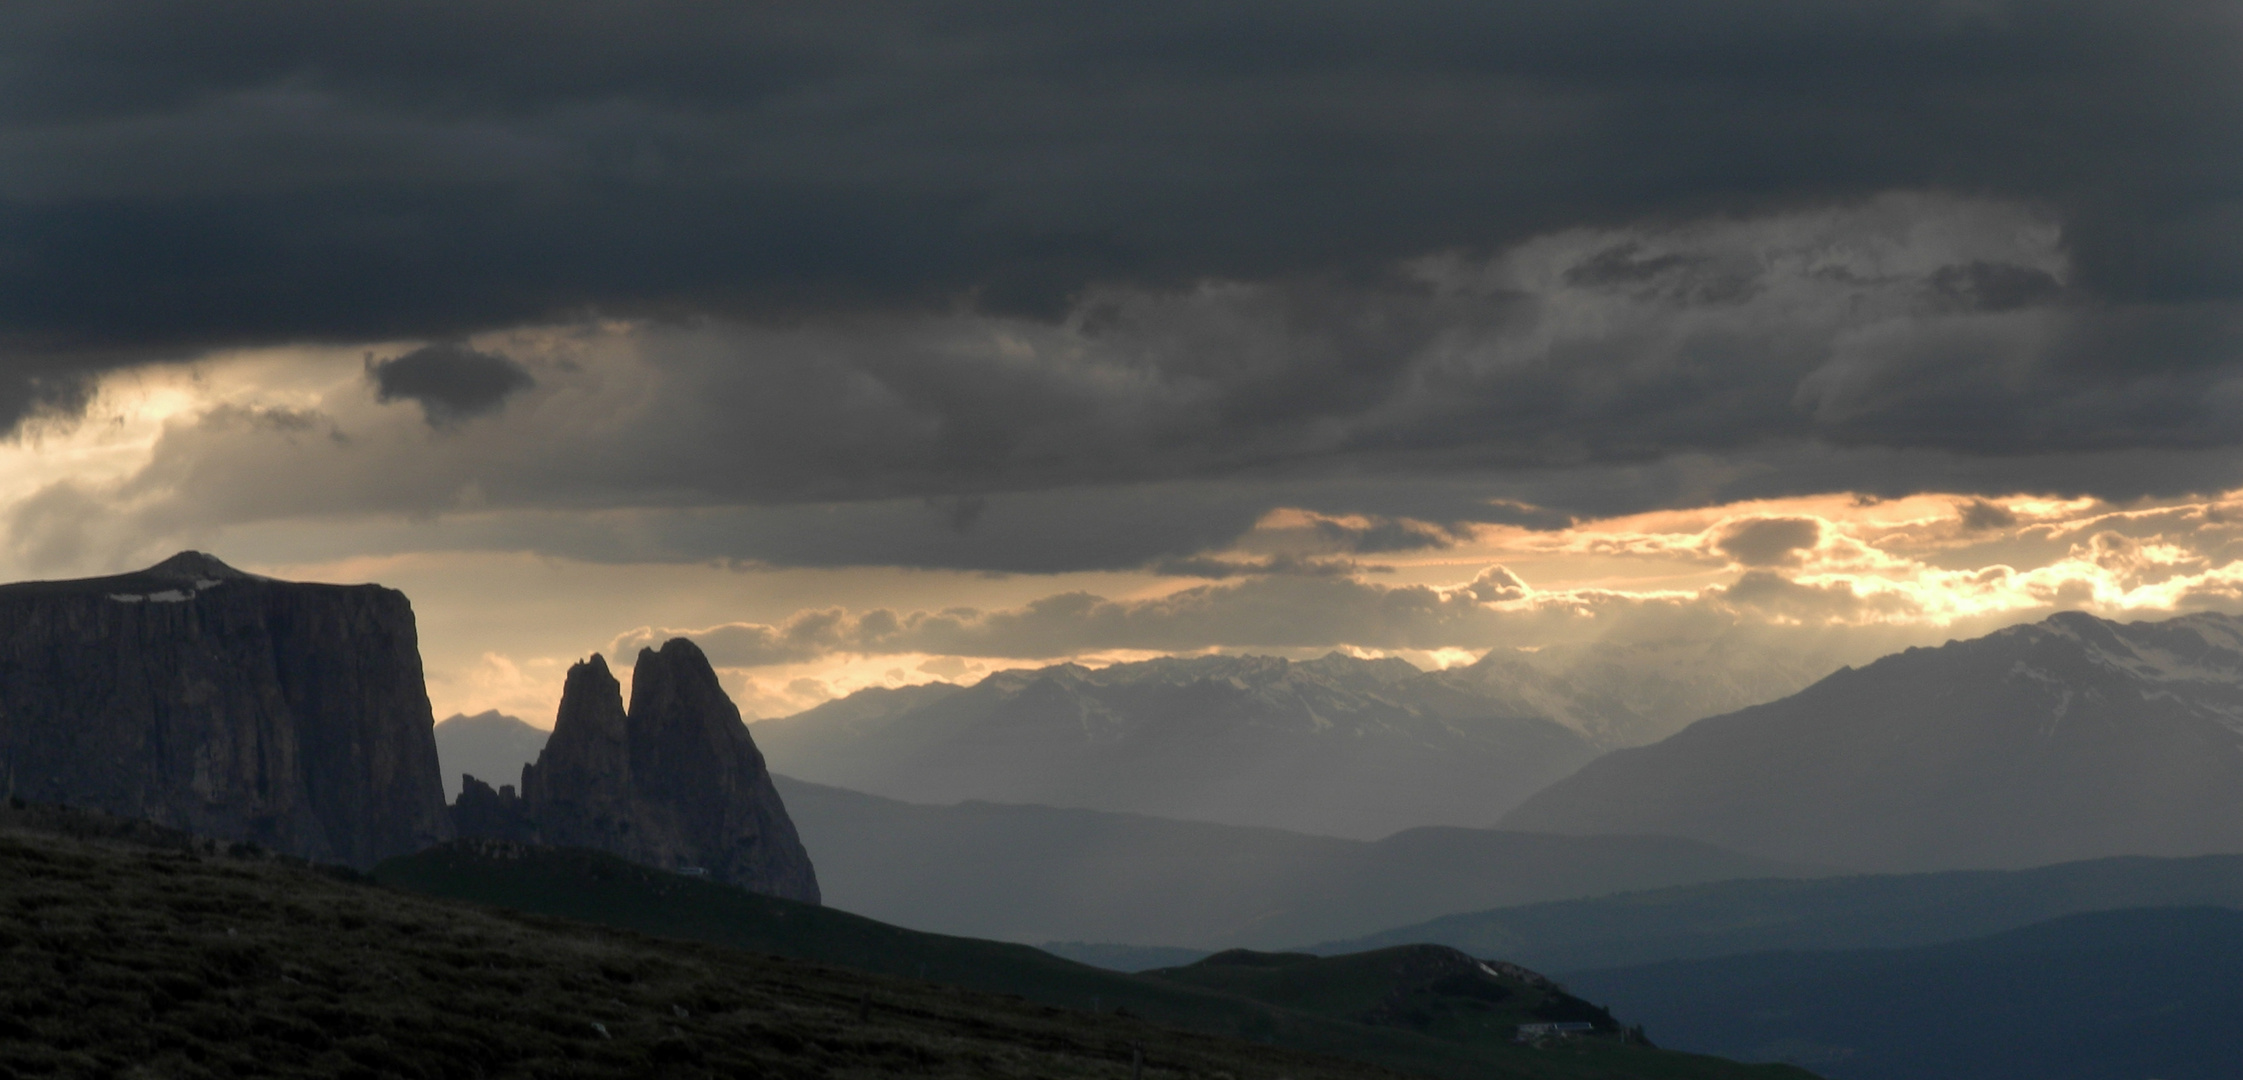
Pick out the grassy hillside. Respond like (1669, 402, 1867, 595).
(377, 839, 1819, 1080)
(777, 775, 1819, 950)
(1045, 941, 1213, 971)
(0, 809, 1406, 1080)
(1146, 947, 1630, 1051)
(1563, 907, 2243, 1080)
(1314, 852, 2243, 971)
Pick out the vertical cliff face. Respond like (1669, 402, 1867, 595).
(0, 552, 451, 866)
(501, 640, 820, 903)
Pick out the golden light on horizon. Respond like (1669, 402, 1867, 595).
(11, 356, 2243, 725)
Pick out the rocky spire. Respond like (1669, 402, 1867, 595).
(520, 654, 633, 850)
(500, 641, 819, 902)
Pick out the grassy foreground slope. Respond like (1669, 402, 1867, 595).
(377, 840, 1818, 1080)
(0, 816, 1414, 1080)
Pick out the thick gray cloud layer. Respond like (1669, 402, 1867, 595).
(2, 6, 2239, 359)
(5, 0, 2243, 554)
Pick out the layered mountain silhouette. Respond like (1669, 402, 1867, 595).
(753, 652, 1603, 837)
(776, 774, 1815, 949)
(1504, 611, 2243, 871)
(1315, 851, 2243, 972)
(432, 710, 549, 801)
(454, 640, 820, 902)
(1566, 907, 2243, 1080)
(0, 552, 450, 866)
(1439, 635, 1857, 749)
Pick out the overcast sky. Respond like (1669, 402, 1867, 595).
(6, 1, 2243, 724)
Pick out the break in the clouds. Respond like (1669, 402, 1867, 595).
(599, 488, 2243, 723)
(618, 492, 2243, 668)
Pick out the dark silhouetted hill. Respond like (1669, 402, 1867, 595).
(1314, 852, 2243, 972)
(1565, 907, 2243, 1080)
(377, 837, 1819, 1080)
(0, 805, 1429, 1080)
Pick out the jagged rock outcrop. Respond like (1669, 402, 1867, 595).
(458, 640, 819, 903)
(450, 774, 536, 844)
(0, 552, 451, 866)
(432, 709, 549, 801)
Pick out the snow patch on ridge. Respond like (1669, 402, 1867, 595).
(106, 581, 225, 605)
(2026, 612, 2243, 736)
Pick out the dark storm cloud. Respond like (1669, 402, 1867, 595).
(6, 0, 2243, 531)
(1714, 517, 1824, 568)
(366, 343, 534, 425)
(1958, 498, 2021, 532)
(0, 5, 2236, 351)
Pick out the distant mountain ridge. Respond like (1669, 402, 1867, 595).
(1566, 907, 2243, 1080)
(1503, 610, 2243, 871)
(1438, 636, 1854, 749)
(432, 710, 549, 802)
(755, 651, 1604, 837)
(1313, 851, 2243, 973)
(775, 774, 1818, 949)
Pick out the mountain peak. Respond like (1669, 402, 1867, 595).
(1504, 608, 2243, 871)
(498, 642, 820, 902)
(753, 646, 1600, 838)
(143, 551, 256, 582)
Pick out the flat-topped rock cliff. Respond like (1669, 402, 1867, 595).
(0, 552, 451, 866)
(456, 640, 819, 903)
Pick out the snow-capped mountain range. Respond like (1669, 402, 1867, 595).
(1503, 611, 2243, 871)
(752, 651, 1609, 838)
